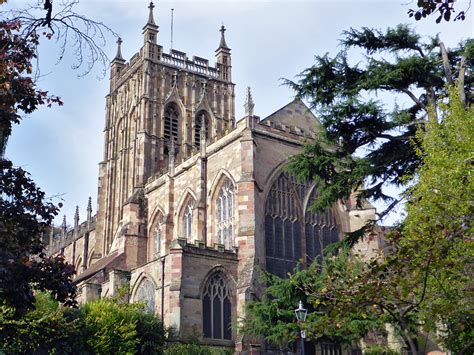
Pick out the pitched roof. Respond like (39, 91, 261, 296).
(261, 98, 323, 135)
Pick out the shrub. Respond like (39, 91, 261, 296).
(0, 293, 88, 354)
(164, 343, 233, 355)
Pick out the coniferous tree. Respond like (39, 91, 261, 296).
(285, 25, 473, 243)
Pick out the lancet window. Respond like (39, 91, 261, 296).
(194, 111, 210, 148)
(153, 212, 164, 258)
(182, 198, 195, 241)
(202, 273, 232, 340)
(265, 172, 339, 278)
(134, 278, 155, 313)
(216, 178, 235, 249)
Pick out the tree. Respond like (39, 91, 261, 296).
(0, 0, 115, 315)
(400, 89, 474, 354)
(243, 250, 385, 351)
(0, 17, 62, 156)
(3, 0, 115, 77)
(407, 0, 471, 23)
(0, 292, 167, 354)
(82, 298, 166, 355)
(285, 25, 473, 244)
(0, 159, 76, 315)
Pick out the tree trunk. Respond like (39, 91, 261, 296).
(458, 56, 466, 106)
(439, 41, 453, 85)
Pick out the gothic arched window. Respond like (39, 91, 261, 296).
(194, 111, 210, 148)
(182, 198, 195, 241)
(265, 172, 339, 278)
(135, 278, 155, 313)
(202, 273, 232, 340)
(216, 178, 235, 249)
(163, 104, 180, 156)
(152, 212, 165, 258)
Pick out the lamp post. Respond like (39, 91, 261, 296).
(294, 300, 307, 355)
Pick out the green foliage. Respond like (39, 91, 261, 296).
(285, 25, 473, 245)
(364, 344, 398, 355)
(400, 88, 474, 354)
(0, 293, 88, 354)
(164, 343, 232, 355)
(83, 297, 166, 354)
(0, 292, 167, 354)
(243, 250, 385, 349)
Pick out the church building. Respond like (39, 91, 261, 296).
(48, 3, 375, 353)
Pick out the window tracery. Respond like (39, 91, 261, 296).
(216, 178, 235, 249)
(202, 273, 232, 340)
(265, 172, 339, 278)
(134, 278, 155, 313)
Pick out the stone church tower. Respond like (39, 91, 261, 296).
(49, 3, 376, 353)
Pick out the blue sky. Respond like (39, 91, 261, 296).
(5, 0, 473, 226)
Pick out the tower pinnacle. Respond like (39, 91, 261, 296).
(244, 87, 255, 117)
(147, 1, 156, 26)
(218, 25, 229, 50)
(114, 37, 124, 61)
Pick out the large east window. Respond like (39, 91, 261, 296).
(265, 172, 339, 278)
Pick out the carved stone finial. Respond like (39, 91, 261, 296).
(87, 196, 92, 213)
(114, 37, 124, 61)
(62, 215, 67, 229)
(147, 1, 156, 26)
(218, 24, 229, 49)
(244, 86, 255, 117)
(74, 205, 80, 226)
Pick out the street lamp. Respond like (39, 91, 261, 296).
(294, 300, 307, 355)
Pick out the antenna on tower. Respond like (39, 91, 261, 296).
(170, 8, 174, 51)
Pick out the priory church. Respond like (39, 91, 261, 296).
(48, 2, 376, 353)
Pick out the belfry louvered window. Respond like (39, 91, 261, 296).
(163, 104, 180, 155)
(195, 111, 210, 148)
(265, 172, 339, 278)
(202, 273, 232, 340)
(135, 278, 155, 313)
(216, 178, 235, 249)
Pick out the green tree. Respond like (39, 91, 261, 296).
(400, 88, 474, 354)
(286, 25, 473, 244)
(82, 297, 166, 355)
(243, 250, 385, 350)
(0, 292, 88, 354)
